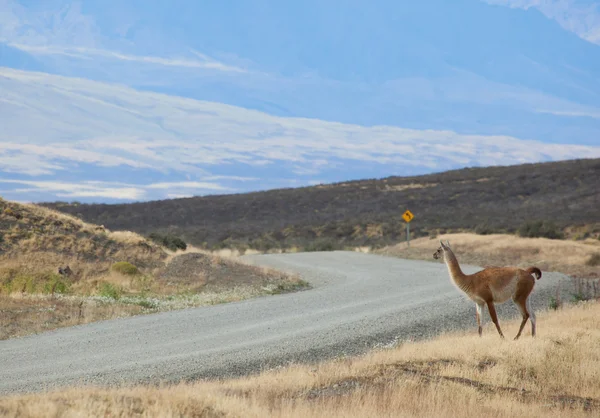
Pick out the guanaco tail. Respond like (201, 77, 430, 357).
(433, 240, 541, 339)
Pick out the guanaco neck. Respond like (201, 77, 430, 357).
(443, 248, 473, 294)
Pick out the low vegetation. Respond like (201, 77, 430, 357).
(0, 198, 308, 340)
(377, 232, 600, 280)
(148, 232, 187, 252)
(518, 220, 564, 240)
(110, 261, 139, 276)
(43, 158, 600, 251)
(378, 232, 600, 314)
(1, 301, 598, 417)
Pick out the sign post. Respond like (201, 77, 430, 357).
(401, 209, 414, 247)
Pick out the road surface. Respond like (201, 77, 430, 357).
(0, 251, 570, 395)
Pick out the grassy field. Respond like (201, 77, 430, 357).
(0, 198, 308, 340)
(376, 232, 600, 280)
(1, 300, 598, 417)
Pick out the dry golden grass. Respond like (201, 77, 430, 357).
(377, 233, 600, 278)
(0, 294, 145, 340)
(1, 301, 598, 417)
(0, 198, 167, 274)
(0, 199, 308, 341)
(381, 182, 438, 192)
(17, 202, 149, 247)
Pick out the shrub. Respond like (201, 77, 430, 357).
(135, 299, 158, 309)
(518, 220, 564, 240)
(249, 236, 279, 252)
(99, 282, 121, 299)
(475, 224, 497, 235)
(131, 274, 154, 293)
(586, 253, 600, 267)
(148, 233, 187, 251)
(43, 273, 69, 294)
(1, 273, 31, 294)
(304, 238, 337, 252)
(0, 271, 69, 295)
(111, 261, 139, 276)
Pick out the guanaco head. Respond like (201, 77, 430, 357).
(433, 240, 451, 260)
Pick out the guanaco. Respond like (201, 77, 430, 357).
(433, 240, 541, 339)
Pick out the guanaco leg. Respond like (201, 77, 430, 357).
(475, 303, 484, 337)
(486, 301, 504, 338)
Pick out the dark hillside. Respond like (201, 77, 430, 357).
(43, 158, 600, 250)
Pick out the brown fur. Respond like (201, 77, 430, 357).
(433, 240, 540, 339)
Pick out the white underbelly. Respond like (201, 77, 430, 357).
(467, 293, 486, 304)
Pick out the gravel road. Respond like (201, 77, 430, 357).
(0, 251, 571, 396)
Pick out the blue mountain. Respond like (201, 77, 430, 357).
(4, 1, 600, 137)
(32, 0, 593, 144)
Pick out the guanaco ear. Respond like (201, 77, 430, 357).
(445, 240, 450, 247)
(439, 240, 446, 248)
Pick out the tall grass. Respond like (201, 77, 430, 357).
(1, 301, 598, 417)
(377, 232, 600, 279)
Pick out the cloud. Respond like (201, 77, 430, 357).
(0, 0, 245, 73)
(146, 182, 232, 191)
(535, 108, 600, 119)
(486, 0, 600, 45)
(0, 180, 146, 200)
(166, 193, 193, 199)
(200, 175, 258, 182)
(0, 142, 151, 175)
(1, 67, 600, 202)
(6, 43, 247, 73)
(1, 67, 600, 182)
(0, 178, 232, 201)
(0, 1, 107, 55)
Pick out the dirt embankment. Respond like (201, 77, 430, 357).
(0, 198, 307, 340)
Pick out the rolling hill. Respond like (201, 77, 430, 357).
(43, 158, 600, 251)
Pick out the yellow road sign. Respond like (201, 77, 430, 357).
(402, 209, 414, 223)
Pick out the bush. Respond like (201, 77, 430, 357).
(148, 233, 187, 251)
(111, 261, 139, 276)
(2, 274, 32, 294)
(518, 221, 564, 240)
(475, 224, 497, 235)
(249, 236, 279, 252)
(99, 282, 121, 299)
(43, 273, 69, 294)
(0, 272, 69, 295)
(304, 238, 337, 252)
(134, 299, 158, 309)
